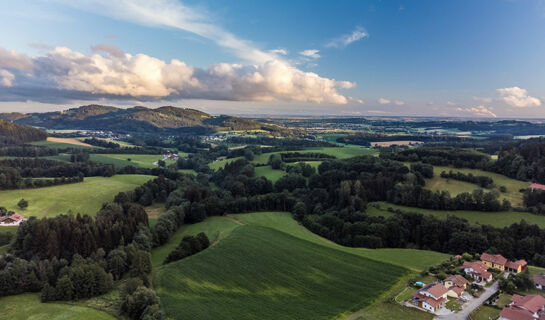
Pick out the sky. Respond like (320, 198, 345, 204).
(0, 0, 544, 118)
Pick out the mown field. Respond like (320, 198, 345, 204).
(0, 175, 153, 218)
(368, 202, 545, 228)
(254, 165, 285, 182)
(31, 137, 93, 149)
(153, 211, 449, 320)
(0, 293, 116, 320)
(424, 166, 529, 208)
(89, 153, 186, 169)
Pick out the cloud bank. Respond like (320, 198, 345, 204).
(0, 46, 355, 104)
(497, 86, 541, 108)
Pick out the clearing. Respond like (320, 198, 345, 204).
(0, 175, 153, 218)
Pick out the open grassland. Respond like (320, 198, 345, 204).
(31, 137, 92, 149)
(0, 293, 116, 320)
(153, 212, 448, 319)
(89, 153, 185, 169)
(424, 166, 529, 208)
(0, 175, 153, 218)
(254, 165, 285, 182)
(368, 201, 545, 228)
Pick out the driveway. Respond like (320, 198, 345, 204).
(434, 281, 499, 320)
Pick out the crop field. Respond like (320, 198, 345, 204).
(31, 138, 93, 149)
(0, 293, 116, 320)
(0, 175, 153, 218)
(153, 211, 448, 320)
(89, 153, 185, 169)
(254, 165, 285, 182)
(424, 166, 529, 207)
(368, 202, 545, 228)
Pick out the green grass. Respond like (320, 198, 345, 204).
(254, 165, 285, 182)
(30, 140, 92, 149)
(177, 169, 197, 175)
(153, 212, 448, 320)
(0, 293, 116, 320)
(424, 166, 529, 208)
(368, 201, 545, 228)
(0, 175, 153, 218)
(89, 154, 184, 169)
(471, 293, 512, 320)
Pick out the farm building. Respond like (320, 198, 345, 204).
(411, 283, 448, 313)
(499, 294, 545, 320)
(0, 213, 25, 226)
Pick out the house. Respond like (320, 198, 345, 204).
(443, 275, 469, 298)
(0, 214, 25, 226)
(499, 294, 545, 320)
(411, 283, 448, 313)
(461, 261, 493, 282)
(530, 183, 545, 192)
(481, 253, 528, 274)
(533, 275, 545, 291)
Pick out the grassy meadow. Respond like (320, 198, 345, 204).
(31, 138, 93, 149)
(0, 175, 153, 218)
(153, 211, 449, 320)
(89, 153, 186, 169)
(0, 294, 116, 320)
(254, 165, 285, 182)
(368, 201, 545, 228)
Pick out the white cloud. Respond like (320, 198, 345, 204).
(348, 96, 364, 104)
(497, 86, 541, 108)
(326, 27, 369, 48)
(299, 49, 320, 59)
(0, 69, 15, 86)
(269, 49, 288, 55)
(394, 100, 405, 106)
(456, 105, 497, 118)
(0, 46, 354, 104)
(0, 47, 33, 70)
(378, 98, 391, 105)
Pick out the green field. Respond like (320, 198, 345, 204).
(89, 154, 185, 169)
(0, 175, 153, 218)
(76, 137, 136, 148)
(30, 140, 92, 149)
(152, 211, 449, 320)
(0, 294, 116, 320)
(368, 202, 545, 228)
(254, 165, 285, 182)
(424, 166, 529, 208)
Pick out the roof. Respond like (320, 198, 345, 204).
(531, 183, 545, 191)
(506, 260, 528, 270)
(0, 214, 24, 223)
(422, 283, 448, 299)
(510, 294, 545, 314)
(448, 286, 464, 297)
(534, 275, 545, 287)
(480, 253, 508, 266)
(445, 275, 468, 287)
(500, 306, 537, 320)
(424, 296, 445, 309)
(462, 261, 492, 279)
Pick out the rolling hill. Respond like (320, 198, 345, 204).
(0, 105, 294, 135)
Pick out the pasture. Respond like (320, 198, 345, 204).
(424, 166, 529, 208)
(31, 137, 92, 149)
(89, 153, 185, 169)
(368, 202, 545, 228)
(0, 175, 153, 218)
(153, 212, 449, 320)
(254, 165, 285, 182)
(0, 293, 116, 320)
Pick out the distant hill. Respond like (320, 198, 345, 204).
(0, 118, 47, 143)
(0, 105, 294, 135)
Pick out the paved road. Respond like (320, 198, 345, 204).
(434, 281, 499, 320)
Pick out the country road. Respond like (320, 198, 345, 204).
(434, 281, 499, 320)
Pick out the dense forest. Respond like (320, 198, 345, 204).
(0, 119, 47, 143)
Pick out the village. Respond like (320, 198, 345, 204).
(401, 252, 545, 319)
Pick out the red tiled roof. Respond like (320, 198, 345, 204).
(425, 283, 448, 299)
(448, 286, 464, 297)
(506, 260, 527, 270)
(445, 275, 468, 287)
(500, 306, 537, 320)
(481, 253, 508, 266)
(511, 294, 545, 314)
(424, 296, 445, 309)
(531, 183, 545, 191)
(534, 275, 545, 287)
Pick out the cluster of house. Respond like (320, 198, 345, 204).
(462, 253, 527, 282)
(0, 214, 25, 226)
(163, 151, 180, 160)
(499, 294, 545, 320)
(411, 253, 528, 314)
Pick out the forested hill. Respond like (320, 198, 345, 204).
(0, 105, 294, 135)
(0, 118, 47, 143)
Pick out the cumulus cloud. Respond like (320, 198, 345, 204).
(378, 98, 390, 105)
(0, 47, 33, 70)
(497, 86, 541, 108)
(0, 46, 355, 104)
(0, 69, 15, 86)
(456, 105, 497, 118)
(299, 49, 320, 59)
(326, 27, 369, 48)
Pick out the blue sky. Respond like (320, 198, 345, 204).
(0, 0, 544, 117)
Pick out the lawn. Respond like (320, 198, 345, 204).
(471, 293, 512, 320)
(368, 201, 545, 228)
(89, 154, 184, 169)
(0, 293, 116, 320)
(254, 165, 285, 182)
(0, 175, 153, 218)
(424, 166, 529, 208)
